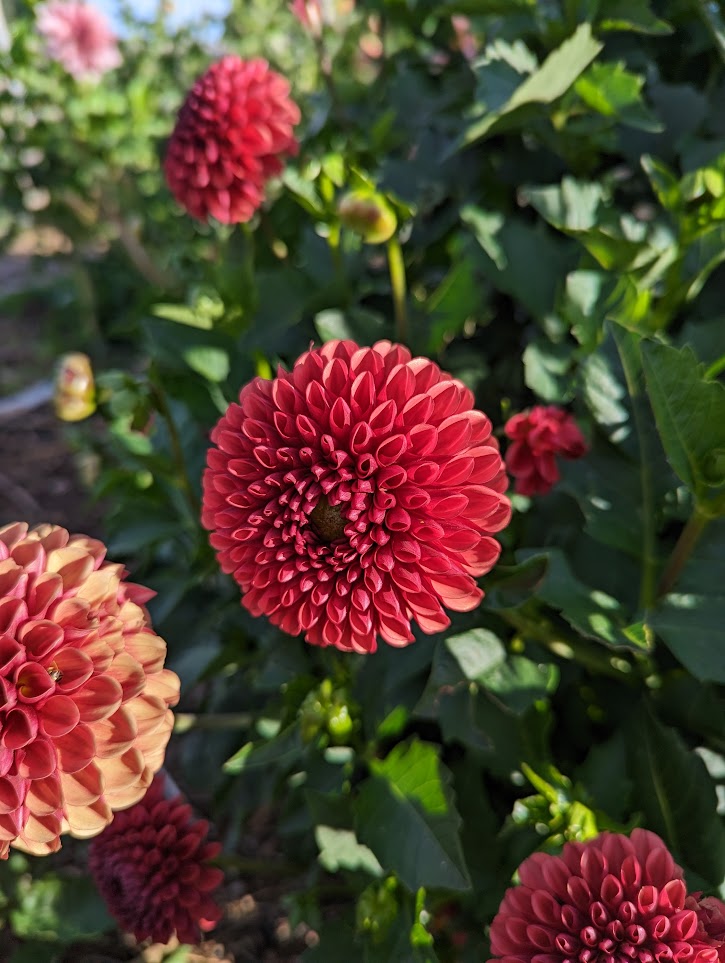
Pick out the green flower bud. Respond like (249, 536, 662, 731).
(338, 190, 397, 244)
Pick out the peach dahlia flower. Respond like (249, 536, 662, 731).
(0, 523, 179, 857)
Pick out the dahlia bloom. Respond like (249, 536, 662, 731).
(0, 523, 179, 858)
(489, 829, 725, 963)
(89, 774, 223, 946)
(690, 896, 725, 962)
(504, 405, 587, 497)
(36, 1, 122, 80)
(202, 340, 510, 653)
(290, 0, 324, 35)
(164, 56, 300, 224)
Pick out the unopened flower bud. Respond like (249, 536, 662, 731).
(338, 190, 397, 244)
(54, 351, 96, 421)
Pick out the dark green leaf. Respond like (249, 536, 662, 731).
(651, 518, 725, 683)
(626, 704, 725, 887)
(641, 341, 725, 502)
(463, 24, 603, 145)
(355, 740, 471, 892)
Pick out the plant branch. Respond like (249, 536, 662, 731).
(115, 218, 175, 290)
(656, 508, 709, 599)
(499, 608, 643, 682)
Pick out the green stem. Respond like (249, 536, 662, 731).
(149, 378, 199, 518)
(615, 329, 658, 609)
(174, 712, 253, 734)
(656, 509, 709, 599)
(387, 237, 408, 343)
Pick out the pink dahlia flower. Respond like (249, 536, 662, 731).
(0, 523, 179, 858)
(489, 830, 725, 963)
(89, 774, 223, 946)
(164, 56, 300, 224)
(36, 1, 122, 80)
(202, 340, 511, 653)
(504, 405, 587, 497)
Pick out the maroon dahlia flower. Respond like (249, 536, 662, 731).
(201, 339, 511, 653)
(164, 55, 300, 224)
(489, 829, 725, 963)
(504, 405, 587, 497)
(89, 774, 223, 946)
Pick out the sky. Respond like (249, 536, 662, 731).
(91, 0, 231, 33)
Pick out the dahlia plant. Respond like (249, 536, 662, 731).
(3, 0, 725, 960)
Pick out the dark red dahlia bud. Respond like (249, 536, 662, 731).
(504, 404, 587, 497)
(489, 830, 722, 963)
(89, 774, 223, 946)
(164, 55, 300, 224)
(201, 339, 511, 654)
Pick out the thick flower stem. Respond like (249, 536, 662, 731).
(656, 509, 709, 599)
(387, 237, 408, 343)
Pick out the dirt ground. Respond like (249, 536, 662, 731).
(0, 252, 317, 963)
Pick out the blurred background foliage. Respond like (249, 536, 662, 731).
(3, 0, 725, 959)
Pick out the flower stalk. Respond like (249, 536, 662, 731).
(387, 236, 408, 343)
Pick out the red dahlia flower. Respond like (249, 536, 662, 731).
(89, 774, 223, 946)
(0, 523, 179, 858)
(163, 56, 300, 224)
(202, 340, 510, 653)
(504, 405, 587, 497)
(489, 830, 725, 963)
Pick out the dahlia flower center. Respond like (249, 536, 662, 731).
(309, 497, 347, 543)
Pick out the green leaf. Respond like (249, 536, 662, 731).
(626, 703, 725, 886)
(650, 518, 725, 683)
(485, 555, 550, 609)
(520, 548, 634, 648)
(463, 213, 574, 319)
(154, 302, 213, 329)
(481, 657, 560, 714)
(597, 0, 673, 35)
(463, 23, 603, 145)
(182, 344, 230, 382)
(445, 628, 505, 680)
(355, 740, 471, 892)
(641, 341, 725, 502)
(10, 876, 112, 942)
(523, 340, 576, 402)
(315, 826, 383, 876)
(574, 62, 661, 131)
(223, 725, 302, 774)
(315, 308, 388, 344)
